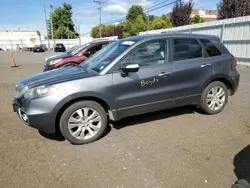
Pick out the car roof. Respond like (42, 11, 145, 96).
(91, 40, 115, 44)
(121, 33, 220, 42)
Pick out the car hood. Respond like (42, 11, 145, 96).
(45, 53, 72, 62)
(19, 67, 97, 89)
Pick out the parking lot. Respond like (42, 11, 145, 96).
(0, 51, 250, 188)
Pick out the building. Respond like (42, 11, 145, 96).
(0, 30, 43, 50)
(191, 9, 217, 22)
(166, 9, 217, 22)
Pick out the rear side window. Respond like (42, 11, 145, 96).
(89, 44, 102, 53)
(173, 38, 203, 61)
(200, 39, 222, 57)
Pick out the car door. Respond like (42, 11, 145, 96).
(170, 37, 215, 107)
(112, 39, 174, 119)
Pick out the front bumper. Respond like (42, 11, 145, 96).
(44, 63, 57, 71)
(12, 93, 65, 134)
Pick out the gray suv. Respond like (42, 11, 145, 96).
(12, 34, 240, 145)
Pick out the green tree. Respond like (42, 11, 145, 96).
(150, 17, 166, 30)
(126, 5, 146, 21)
(51, 3, 78, 39)
(150, 17, 173, 30)
(121, 15, 147, 37)
(161, 15, 173, 28)
(91, 25, 123, 39)
(217, 0, 250, 20)
(191, 15, 205, 24)
(91, 26, 100, 38)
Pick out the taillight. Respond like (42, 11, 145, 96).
(233, 59, 238, 67)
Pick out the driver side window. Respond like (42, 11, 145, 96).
(120, 40, 167, 68)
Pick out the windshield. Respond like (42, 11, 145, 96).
(68, 43, 90, 56)
(66, 45, 78, 53)
(81, 40, 136, 73)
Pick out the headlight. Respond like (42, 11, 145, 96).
(23, 86, 57, 99)
(48, 59, 62, 65)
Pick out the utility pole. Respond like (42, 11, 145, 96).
(50, 5, 54, 45)
(78, 23, 81, 45)
(147, 10, 150, 33)
(93, 0, 106, 38)
(43, 4, 50, 49)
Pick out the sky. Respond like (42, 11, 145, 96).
(0, 0, 220, 36)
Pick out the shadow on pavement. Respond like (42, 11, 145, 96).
(38, 124, 112, 142)
(112, 106, 197, 130)
(232, 145, 250, 188)
(38, 131, 65, 142)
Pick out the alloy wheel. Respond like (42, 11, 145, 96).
(68, 108, 102, 140)
(206, 86, 226, 111)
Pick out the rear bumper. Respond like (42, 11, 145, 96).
(230, 72, 240, 95)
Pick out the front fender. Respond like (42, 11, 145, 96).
(51, 91, 115, 119)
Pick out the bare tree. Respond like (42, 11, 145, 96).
(171, 0, 194, 27)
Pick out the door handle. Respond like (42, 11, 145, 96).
(158, 72, 172, 77)
(201, 63, 212, 68)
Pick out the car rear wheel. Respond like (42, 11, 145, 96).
(199, 81, 228, 114)
(59, 101, 108, 145)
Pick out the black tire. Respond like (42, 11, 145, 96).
(59, 101, 108, 145)
(231, 179, 250, 188)
(199, 81, 228, 114)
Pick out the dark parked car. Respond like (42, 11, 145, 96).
(54, 43, 66, 52)
(43, 40, 114, 71)
(44, 45, 79, 62)
(13, 33, 240, 145)
(33, 44, 48, 52)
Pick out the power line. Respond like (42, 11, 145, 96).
(147, 0, 177, 13)
(144, 0, 172, 11)
(93, 0, 106, 38)
(102, 0, 170, 25)
(92, 0, 177, 35)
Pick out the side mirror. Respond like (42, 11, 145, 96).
(121, 64, 139, 73)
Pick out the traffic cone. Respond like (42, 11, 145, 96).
(10, 51, 18, 68)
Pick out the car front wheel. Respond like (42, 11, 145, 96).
(59, 101, 108, 145)
(199, 81, 228, 114)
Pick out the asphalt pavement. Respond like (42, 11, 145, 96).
(0, 51, 249, 188)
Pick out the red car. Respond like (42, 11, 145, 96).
(44, 40, 115, 71)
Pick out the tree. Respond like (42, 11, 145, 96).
(91, 25, 123, 39)
(161, 15, 173, 28)
(121, 15, 147, 37)
(217, 0, 250, 20)
(150, 17, 167, 30)
(171, 0, 193, 27)
(126, 5, 146, 21)
(51, 3, 78, 39)
(91, 26, 100, 38)
(191, 15, 205, 24)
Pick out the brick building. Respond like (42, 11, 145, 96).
(166, 9, 217, 22)
(190, 9, 217, 22)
